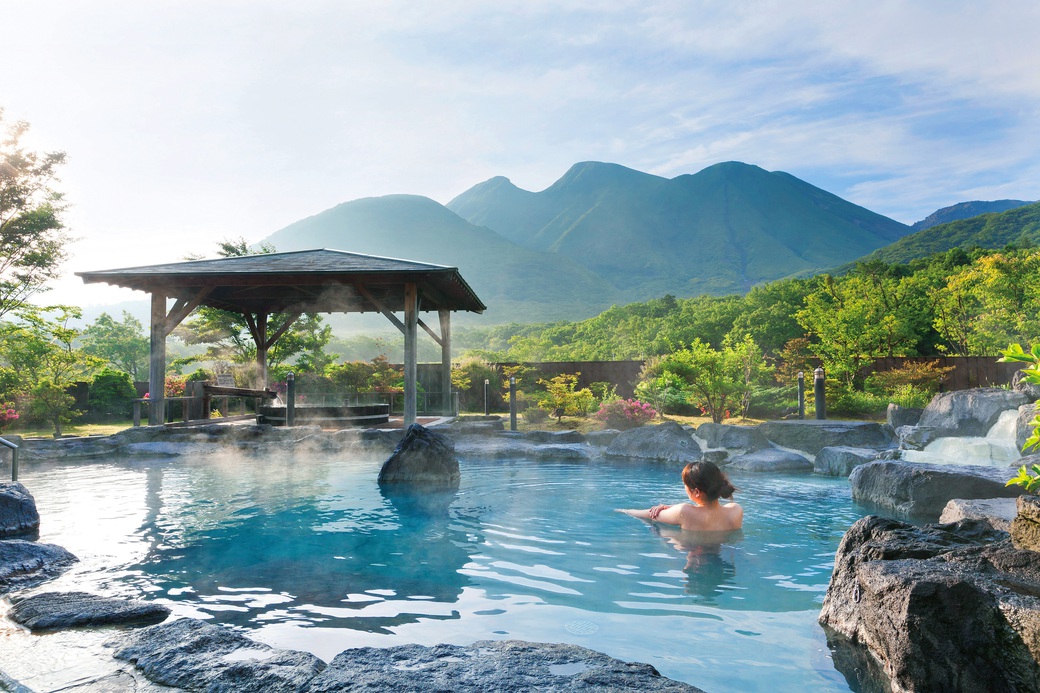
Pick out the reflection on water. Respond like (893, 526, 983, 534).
(651, 525, 741, 603)
(18, 454, 873, 692)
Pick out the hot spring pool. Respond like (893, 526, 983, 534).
(4, 454, 875, 691)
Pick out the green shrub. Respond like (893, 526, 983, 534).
(452, 356, 503, 412)
(524, 407, 549, 424)
(87, 368, 136, 420)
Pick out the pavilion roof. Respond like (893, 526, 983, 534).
(76, 248, 486, 314)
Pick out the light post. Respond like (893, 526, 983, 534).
(814, 367, 826, 420)
(484, 379, 490, 416)
(509, 376, 517, 431)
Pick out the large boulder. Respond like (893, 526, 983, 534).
(0, 482, 40, 537)
(940, 497, 1017, 532)
(756, 420, 894, 456)
(918, 387, 1029, 437)
(8, 591, 170, 631)
(1017, 404, 1039, 451)
(819, 515, 1040, 693)
(306, 640, 703, 692)
(1013, 369, 1040, 402)
(523, 430, 586, 444)
(604, 421, 701, 464)
(896, 424, 945, 450)
(0, 539, 78, 594)
(813, 446, 880, 477)
(695, 423, 769, 453)
(113, 618, 326, 691)
(726, 448, 812, 473)
(849, 460, 1022, 519)
(886, 403, 923, 429)
(377, 424, 460, 487)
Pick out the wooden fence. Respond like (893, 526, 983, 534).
(862, 356, 1022, 391)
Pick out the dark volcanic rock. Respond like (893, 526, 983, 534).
(306, 640, 704, 692)
(0, 539, 78, 594)
(605, 421, 701, 464)
(819, 515, 1040, 693)
(695, 423, 769, 452)
(378, 424, 460, 487)
(727, 448, 812, 473)
(756, 420, 894, 456)
(9, 591, 170, 631)
(1011, 495, 1040, 551)
(814, 446, 880, 477)
(114, 618, 326, 691)
(849, 460, 1022, 519)
(0, 482, 39, 538)
(918, 387, 1029, 437)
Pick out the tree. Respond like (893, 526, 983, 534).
(0, 109, 71, 318)
(0, 305, 103, 436)
(642, 335, 770, 423)
(0, 305, 102, 389)
(796, 270, 929, 389)
(933, 250, 1040, 355)
(80, 311, 149, 379)
(175, 238, 332, 373)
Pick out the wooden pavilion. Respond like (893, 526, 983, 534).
(77, 249, 486, 426)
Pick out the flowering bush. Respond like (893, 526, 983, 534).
(165, 375, 187, 397)
(0, 402, 18, 431)
(593, 398, 657, 430)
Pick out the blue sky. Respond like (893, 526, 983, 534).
(5, 1, 1039, 306)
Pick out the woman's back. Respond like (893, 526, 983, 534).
(679, 501, 743, 532)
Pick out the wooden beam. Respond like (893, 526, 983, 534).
(355, 283, 405, 333)
(418, 317, 443, 347)
(163, 287, 212, 336)
(264, 312, 302, 348)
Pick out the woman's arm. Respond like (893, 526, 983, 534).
(616, 504, 686, 526)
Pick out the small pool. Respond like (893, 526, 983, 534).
(7, 454, 873, 691)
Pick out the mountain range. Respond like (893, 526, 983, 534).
(262, 161, 916, 323)
(853, 200, 1040, 266)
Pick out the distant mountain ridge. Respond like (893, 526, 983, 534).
(262, 194, 622, 324)
(260, 160, 920, 324)
(852, 201, 1040, 266)
(448, 161, 911, 298)
(911, 199, 1034, 231)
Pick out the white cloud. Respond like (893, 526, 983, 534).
(3, 0, 1038, 306)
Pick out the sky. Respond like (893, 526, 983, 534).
(5, 0, 1040, 309)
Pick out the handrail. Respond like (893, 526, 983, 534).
(1, 435, 18, 482)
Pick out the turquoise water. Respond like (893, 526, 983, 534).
(21, 454, 871, 691)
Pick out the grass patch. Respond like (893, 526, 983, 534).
(461, 411, 764, 433)
(3, 421, 134, 439)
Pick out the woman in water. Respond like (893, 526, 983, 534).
(618, 460, 742, 532)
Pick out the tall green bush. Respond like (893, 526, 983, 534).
(87, 368, 136, 420)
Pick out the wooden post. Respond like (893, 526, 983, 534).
(255, 313, 268, 390)
(148, 292, 167, 425)
(439, 309, 452, 415)
(404, 282, 418, 426)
